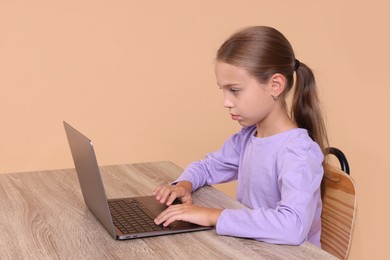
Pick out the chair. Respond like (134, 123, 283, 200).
(320, 147, 357, 259)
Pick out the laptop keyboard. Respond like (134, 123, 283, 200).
(109, 199, 167, 234)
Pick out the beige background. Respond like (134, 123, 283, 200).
(1, 1, 388, 259)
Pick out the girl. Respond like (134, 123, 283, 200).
(153, 26, 328, 247)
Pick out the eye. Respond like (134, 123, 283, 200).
(230, 88, 240, 94)
(218, 85, 241, 94)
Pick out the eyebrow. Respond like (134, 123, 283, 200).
(218, 83, 239, 89)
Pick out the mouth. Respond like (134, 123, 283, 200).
(230, 114, 241, 121)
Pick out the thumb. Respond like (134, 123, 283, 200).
(181, 196, 193, 204)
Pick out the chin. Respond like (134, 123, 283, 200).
(238, 121, 250, 127)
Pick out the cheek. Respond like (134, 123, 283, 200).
(247, 93, 270, 108)
(247, 95, 273, 116)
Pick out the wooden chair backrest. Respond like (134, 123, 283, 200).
(321, 163, 357, 259)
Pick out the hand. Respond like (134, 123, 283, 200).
(153, 181, 193, 206)
(154, 203, 223, 227)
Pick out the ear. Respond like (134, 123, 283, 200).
(269, 73, 286, 98)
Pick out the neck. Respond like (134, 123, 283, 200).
(256, 102, 296, 138)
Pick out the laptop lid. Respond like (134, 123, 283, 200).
(63, 121, 116, 237)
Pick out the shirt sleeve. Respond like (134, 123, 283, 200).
(215, 137, 324, 245)
(175, 127, 250, 191)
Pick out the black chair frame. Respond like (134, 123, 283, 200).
(325, 147, 350, 175)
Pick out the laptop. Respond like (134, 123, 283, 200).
(63, 121, 212, 240)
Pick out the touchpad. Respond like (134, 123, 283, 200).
(136, 196, 181, 217)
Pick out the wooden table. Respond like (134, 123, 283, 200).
(0, 161, 336, 259)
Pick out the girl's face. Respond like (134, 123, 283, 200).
(215, 61, 275, 128)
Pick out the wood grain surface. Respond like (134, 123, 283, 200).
(0, 161, 336, 259)
(321, 163, 357, 259)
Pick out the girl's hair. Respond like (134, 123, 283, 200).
(216, 26, 328, 152)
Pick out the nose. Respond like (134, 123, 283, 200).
(223, 95, 234, 109)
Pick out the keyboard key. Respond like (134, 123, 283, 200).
(109, 199, 163, 234)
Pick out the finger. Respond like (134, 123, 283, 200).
(182, 198, 192, 204)
(154, 209, 171, 225)
(181, 194, 192, 204)
(158, 188, 173, 204)
(154, 205, 182, 225)
(152, 187, 159, 195)
(153, 186, 165, 198)
(155, 187, 170, 203)
(166, 190, 180, 206)
(159, 207, 185, 227)
(162, 216, 178, 227)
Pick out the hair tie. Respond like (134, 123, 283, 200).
(294, 59, 300, 71)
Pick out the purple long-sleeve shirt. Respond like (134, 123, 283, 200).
(176, 125, 324, 247)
